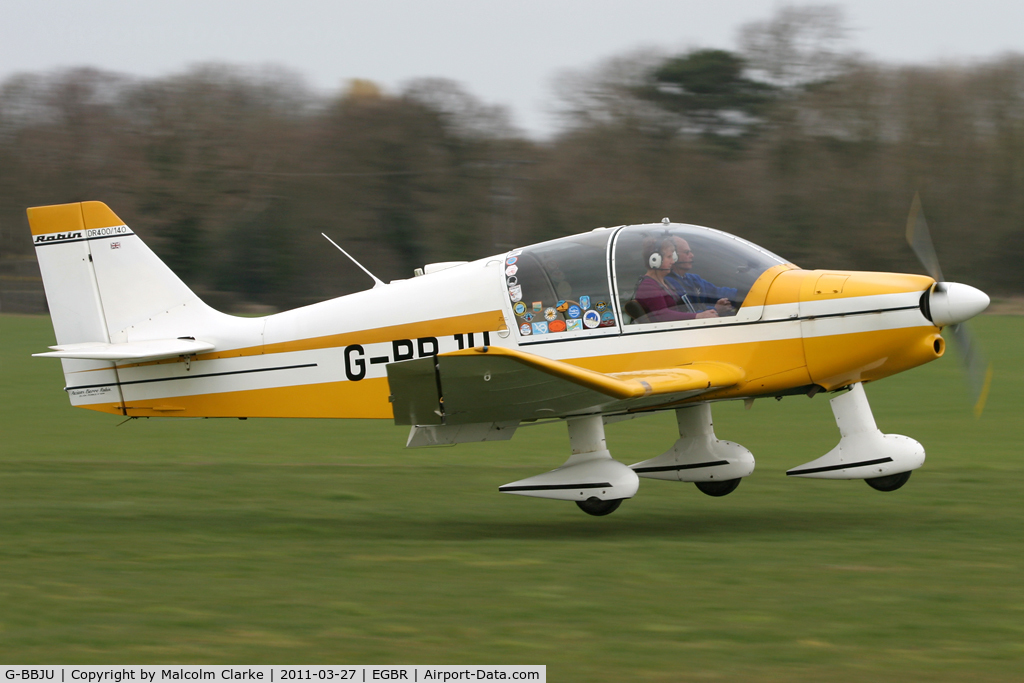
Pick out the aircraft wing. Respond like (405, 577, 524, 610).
(387, 345, 743, 426)
(33, 338, 215, 361)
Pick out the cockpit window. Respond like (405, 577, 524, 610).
(613, 224, 787, 325)
(506, 229, 617, 339)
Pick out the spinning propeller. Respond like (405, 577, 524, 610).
(905, 193, 993, 416)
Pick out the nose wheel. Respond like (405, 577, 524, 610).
(576, 497, 623, 516)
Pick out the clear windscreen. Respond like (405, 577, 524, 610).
(613, 224, 788, 324)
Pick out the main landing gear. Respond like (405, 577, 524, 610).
(576, 497, 624, 516)
(498, 414, 639, 516)
(865, 470, 912, 492)
(630, 403, 755, 499)
(497, 404, 758, 516)
(694, 478, 743, 497)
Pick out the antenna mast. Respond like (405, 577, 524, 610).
(321, 233, 386, 289)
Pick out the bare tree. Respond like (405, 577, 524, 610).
(738, 5, 853, 89)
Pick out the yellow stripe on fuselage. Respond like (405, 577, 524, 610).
(79, 321, 941, 419)
(82, 377, 394, 418)
(76, 335, 800, 418)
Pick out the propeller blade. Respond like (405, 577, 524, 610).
(905, 194, 991, 416)
(905, 192, 945, 285)
(949, 322, 993, 417)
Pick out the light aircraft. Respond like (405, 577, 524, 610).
(27, 199, 990, 515)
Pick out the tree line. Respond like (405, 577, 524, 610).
(2, 7, 1022, 311)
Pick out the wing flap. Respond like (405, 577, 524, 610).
(33, 338, 215, 361)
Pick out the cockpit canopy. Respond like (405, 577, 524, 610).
(504, 223, 788, 339)
(613, 224, 788, 324)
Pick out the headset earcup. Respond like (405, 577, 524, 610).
(649, 252, 661, 269)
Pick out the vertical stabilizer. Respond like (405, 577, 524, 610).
(27, 201, 219, 412)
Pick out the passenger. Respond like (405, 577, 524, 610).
(634, 237, 719, 322)
(666, 236, 738, 316)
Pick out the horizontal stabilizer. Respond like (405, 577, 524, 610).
(34, 338, 215, 361)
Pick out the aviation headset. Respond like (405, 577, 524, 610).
(647, 238, 678, 270)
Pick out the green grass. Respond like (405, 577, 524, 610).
(1, 313, 1022, 680)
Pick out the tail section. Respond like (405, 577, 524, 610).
(29, 201, 207, 344)
(28, 201, 242, 412)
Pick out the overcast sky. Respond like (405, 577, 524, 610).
(3, 0, 1023, 136)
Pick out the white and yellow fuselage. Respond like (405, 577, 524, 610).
(28, 201, 950, 421)
(30, 201, 994, 508)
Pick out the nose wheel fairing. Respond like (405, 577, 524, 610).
(787, 382, 925, 481)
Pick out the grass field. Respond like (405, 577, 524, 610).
(1, 313, 1022, 680)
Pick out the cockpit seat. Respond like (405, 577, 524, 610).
(623, 299, 651, 325)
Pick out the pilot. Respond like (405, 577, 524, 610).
(634, 237, 719, 322)
(666, 236, 737, 316)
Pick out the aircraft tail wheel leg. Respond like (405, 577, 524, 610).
(866, 470, 912, 492)
(576, 497, 623, 516)
(694, 478, 742, 497)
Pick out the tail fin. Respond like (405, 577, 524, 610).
(28, 201, 225, 412)
(29, 201, 208, 344)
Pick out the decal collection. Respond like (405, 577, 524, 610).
(503, 250, 618, 340)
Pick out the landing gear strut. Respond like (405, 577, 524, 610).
(787, 383, 924, 486)
(498, 415, 639, 516)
